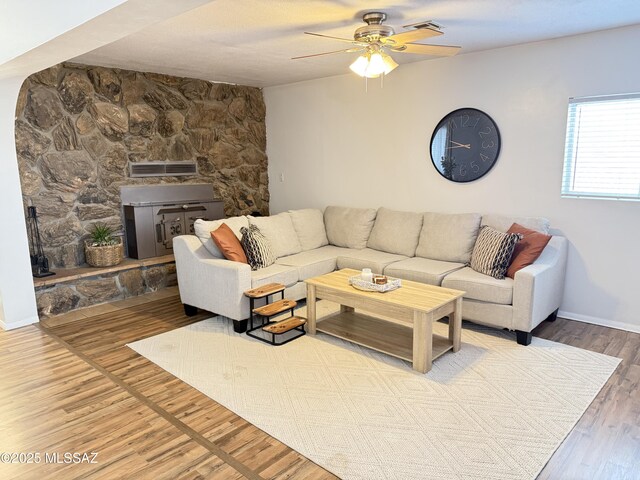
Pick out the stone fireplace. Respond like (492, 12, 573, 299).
(15, 62, 269, 269)
(15, 62, 269, 317)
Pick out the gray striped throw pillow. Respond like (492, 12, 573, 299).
(469, 226, 523, 279)
(240, 224, 275, 270)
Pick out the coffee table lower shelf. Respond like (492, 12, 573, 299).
(316, 311, 453, 363)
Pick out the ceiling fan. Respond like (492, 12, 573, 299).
(293, 12, 461, 78)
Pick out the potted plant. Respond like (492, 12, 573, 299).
(85, 223, 124, 267)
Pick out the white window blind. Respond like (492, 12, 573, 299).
(562, 93, 640, 200)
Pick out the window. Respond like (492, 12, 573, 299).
(562, 93, 640, 200)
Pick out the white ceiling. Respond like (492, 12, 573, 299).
(73, 0, 640, 87)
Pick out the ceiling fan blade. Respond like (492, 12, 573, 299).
(292, 47, 365, 60)
(391, 43, 461, 56)
(381, 27, 443, 46)
(304, 32, 364, 45)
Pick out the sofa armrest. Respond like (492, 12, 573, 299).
(173, 235, 252, 320)
(512, 236, 568, 332)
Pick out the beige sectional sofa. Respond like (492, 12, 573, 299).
(173, 206, 567, 345)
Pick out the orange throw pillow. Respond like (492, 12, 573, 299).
(210, 223, 248, 264)
(506, 223, 552, 278)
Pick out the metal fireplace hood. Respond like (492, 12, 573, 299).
(121, 184, 224, 259)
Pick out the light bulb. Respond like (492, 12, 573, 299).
(349, 55, 369, 77)
(381, 53, 398, 74)
(366, 53, 386, 77)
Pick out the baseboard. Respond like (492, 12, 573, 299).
(558, 310, 640, 334)
(0, 315, 39, 331)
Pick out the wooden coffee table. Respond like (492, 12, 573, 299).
(305, 269, 465, 373)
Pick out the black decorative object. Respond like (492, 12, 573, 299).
(430, 108, 501, 182)
(26, 206, 55, 278)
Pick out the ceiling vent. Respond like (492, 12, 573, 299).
(129, 161, 198, 178)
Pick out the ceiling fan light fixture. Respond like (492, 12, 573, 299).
(349, 51, 398, 78)
(381, 52, 398, 74)
(366, 52, 386, 77)
(349, 55, 370, 77)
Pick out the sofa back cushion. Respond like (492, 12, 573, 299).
(249, 212, 302, 258)
(415, 212, 481, 263)
(288, 209, 329, 251)
(324, 206, 377, 249)
(481, 214, 550, 234)
(367, 207, 423, 256)
(194, 216, 248, 258)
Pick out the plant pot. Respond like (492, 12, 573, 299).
(85, 240, 124, 267)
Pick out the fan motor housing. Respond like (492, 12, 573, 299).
(354, 24, 395, 41)
(354, 11, 395, 41)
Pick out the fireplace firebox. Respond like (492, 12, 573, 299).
(121, 184, 224, 259)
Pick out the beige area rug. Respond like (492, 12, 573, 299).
(128, 302, 620, 480)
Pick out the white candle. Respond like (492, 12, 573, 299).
(361, 268, 373, 283)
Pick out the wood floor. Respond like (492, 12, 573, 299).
(1, 288, 638, 479)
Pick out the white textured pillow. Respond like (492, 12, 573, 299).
(249, 213, 302, 258)
(415, 212, 481, 263)
(194, 216, 248, 258)
(367, 207, 423, 256)
(324, 206, 377, 249)
(288, 209, 328, 251)
(481, 214, 550, 234)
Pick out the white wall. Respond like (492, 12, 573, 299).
(0, 76, 38, 330)
(264, 25, 640, 333)
(0, 0, 126, 65)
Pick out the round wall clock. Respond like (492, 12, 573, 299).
(430, 108, 501, 182)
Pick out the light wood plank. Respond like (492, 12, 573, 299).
(316, 311, 452, 363)
(253, 299, 296, 316)
(413, 310, 433, 373)
(451, 297, 462, 352)
(244, 283, 285, 298)
(262, 317, 306, 334)
(306, 268, 465, 312)
(306, 283, 317, 335)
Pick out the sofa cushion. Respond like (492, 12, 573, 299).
(194, 216, 248, 258)
(367, 207, 423, 257)
(482, 214, 550, 234)
(337, 248, 409, 274)
(384, 257, 466, 286)
(240, 225, 276, 271)
(276, 245, 349, 280)
(250, 264, 298, 289)
(249, 213, 302, 258)
(442, 267, 514, 305)
(211, 223, 247, 263)
(415, 212, 481, 263)
(506, 223, 552, 278)
(324, 206, 377, 249)
(288, 209, 329, 251)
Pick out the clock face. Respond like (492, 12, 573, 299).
(430, 108, 501, 183)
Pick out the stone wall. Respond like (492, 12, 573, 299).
(36, 262, 177, 318)
(16, 62, 269, 268)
